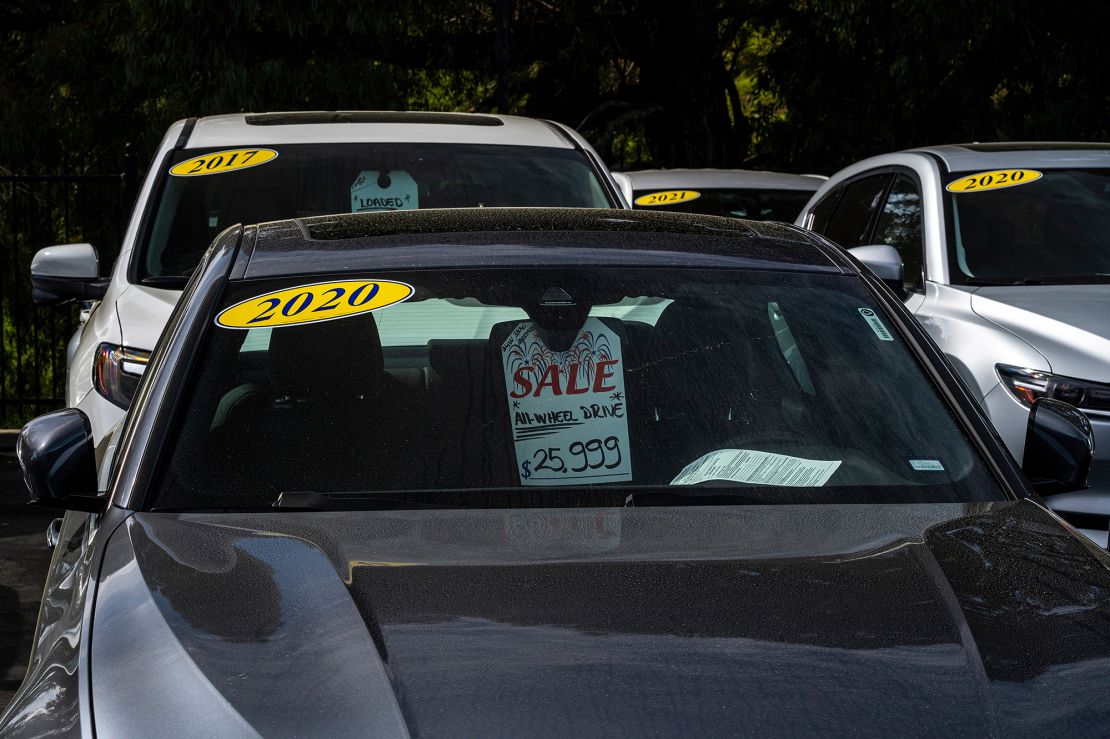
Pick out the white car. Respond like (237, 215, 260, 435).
(796, 143, 1110, 545)
(618, 168, 824, 221)
(30, 111, 628, 446)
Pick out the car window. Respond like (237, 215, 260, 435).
(945, 168, 1110, 284)
(817, 173, 892, 248)
(809, 188, 842, 232)
(142, 143, 612, 280)
(631, 188, 816, 221)
(872, 174, 925, 292)
(151, 267, 1003, 510)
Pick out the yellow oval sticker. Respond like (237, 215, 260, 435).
(216, 279, 414, 329)
(946, 169, 1042, 193)
(169, 148, 279, 177)
(633, 190, 702, 207)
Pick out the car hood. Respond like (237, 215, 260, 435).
(92, 501, 1110, 737)
(115, 283, 182, 352)
(971, 285, 1110, 381)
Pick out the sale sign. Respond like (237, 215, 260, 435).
(501, 318, 632, 486)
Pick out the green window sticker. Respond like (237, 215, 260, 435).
(858, 308, 894, 341)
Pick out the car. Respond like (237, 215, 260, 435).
(4, 207, 1108, 737)
(795, 142, 1110, 546)
(618, 168, 824, 221)
(28, 111, 628, 447)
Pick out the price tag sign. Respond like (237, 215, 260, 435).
(501, 318, 632, 486)
(350, 170, 419, 212)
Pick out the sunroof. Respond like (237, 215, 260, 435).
(244, 112, 504, 127)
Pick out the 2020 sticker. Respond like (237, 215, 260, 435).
(215, 279, 414, 329)
(946, 169, 1042, 193)
(169, 148, 279, 177)
(633, 190, 701, 206)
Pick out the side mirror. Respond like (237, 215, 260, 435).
(16, 409, 104, 512)
(31, 243, 109, 305)
(1022, 398, 1094, 495)
(849, 244, 904, 294)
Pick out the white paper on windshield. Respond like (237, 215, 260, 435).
(350, 170, 418, 212)
(502, 318, 632, 486)
(671, 449, 841, 487)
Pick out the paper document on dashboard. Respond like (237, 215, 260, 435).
(671, 449, 842, 487)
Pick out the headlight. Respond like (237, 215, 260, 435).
(93, 344, 151, 408)
(997, 364, 1110, 414)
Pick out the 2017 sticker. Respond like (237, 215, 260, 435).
(169, 148, 278, 177)
(633, 190, 701, 207)
(215, 279, 413, 329)
(946, 169, 1042, 193)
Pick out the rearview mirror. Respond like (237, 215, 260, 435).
(1022, 398, 1094, 495)
(848, 244, 903, 294)
(16, 409, 104, 512)
(31, 243, 109, 305)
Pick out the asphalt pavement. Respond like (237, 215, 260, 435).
(0, 452, 55, 714)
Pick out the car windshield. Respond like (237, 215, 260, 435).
(632, 188, 815, 221)
(151, 267, 1003, 510)
(141, 144, 611, 280)
(946, 168, 1110, 284)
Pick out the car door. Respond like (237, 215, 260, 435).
(870, 172, 927, 313)
(811, 170, 927, 313)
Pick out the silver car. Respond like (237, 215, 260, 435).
(618, 168, 824, 221)
(797, 143, 1110, 545)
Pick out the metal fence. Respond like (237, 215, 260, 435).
(0, 155, 137, 428)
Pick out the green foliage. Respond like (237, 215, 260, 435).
(4, 0, 1110, 175)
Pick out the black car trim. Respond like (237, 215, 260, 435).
(856, 265, 1030, 500)
(245, 111, 504, 126)
(918, 150, 950, 176)
(175, 117, 198, 148)
(126, 119, 198, 286)
(540, 119, 626, 208)
(111, 226, 243, 510)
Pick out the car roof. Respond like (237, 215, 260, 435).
(182, 111, 577, 149)
(907, 142, 1110, 172)
(621, 168, 825, 191)
(231, 208, 851, 280)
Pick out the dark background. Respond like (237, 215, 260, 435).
(1, 0, 1109, 422)
(1, 0, 1110, 714)
(4, 0, 1110, 175)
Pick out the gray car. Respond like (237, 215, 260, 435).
(618, 168, 823, 221)
(797, 143, 1110, 545)
(5, 208, 1108, 736)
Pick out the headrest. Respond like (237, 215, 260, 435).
(646, 302, 768, 416)
(267, 314, 384, 398)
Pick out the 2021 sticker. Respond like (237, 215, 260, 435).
(946, 169, 1042, 193)
(215, 279, 413, 329)
(633, 190, 701, 206)
(169, 148, 278, 177)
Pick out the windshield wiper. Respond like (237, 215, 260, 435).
(140, 275, 191, 288)
(272, 491, 449, 511)
(625, 489, 776, 507)
(966, 274, 1110, 286)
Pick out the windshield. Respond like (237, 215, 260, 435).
(945, 168, 1110, 284)
(632, 188, 815, 221)
(141, 144, 611, 281)
(151, 268, 1003, 510)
